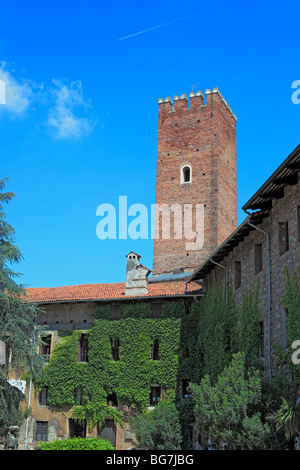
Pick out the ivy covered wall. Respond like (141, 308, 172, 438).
(33, 280, 277, 446)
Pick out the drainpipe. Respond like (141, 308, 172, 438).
(209, 257, 229, 302)
(244, 211, 272, 380)
(24, 313, 37, 450)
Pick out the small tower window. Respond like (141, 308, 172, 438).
(181, 165, 192, 184)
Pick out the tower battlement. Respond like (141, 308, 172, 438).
(158, 88, 237, 122)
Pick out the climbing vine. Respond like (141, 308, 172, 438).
(33, 280, 276, 445)
(239, 281, 264, 373)
(194, 285, 238, 385)
(34, 300, 186, 431)
(275, 268, 300, 387)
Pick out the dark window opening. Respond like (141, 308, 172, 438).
(75, 387, 84, 405)
(40, 334, 51, 361)
(183, 347, 190, 358)
(98, 419, 116, 447)
(107, 392, 118, 407)
(279, 221, 289, 255)
(110, 337, 120, 361)
(234, 261, 241, 290)
(255, 243, 263, 274)
(36, 421, 48, 442)
(111, 304, 121, 320)
(185, 303, 191, 315)
(78, 334, 89, 362)
(182, 379, 191, 399)
(182, 166, 191, 183)
(151, 303, 163, 318)
(151, 339, 159, 360)
(39, 388, 49, 406)
(69, 419, 86, 438)
(150, 386, 161, 406)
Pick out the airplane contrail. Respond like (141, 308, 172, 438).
(118, 13, 199, 40)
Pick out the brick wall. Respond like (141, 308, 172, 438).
(203, 180, 300, 375)
(152, 89, 237, 276)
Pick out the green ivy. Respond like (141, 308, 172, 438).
(194, 285, 238, 385)
(34, 300, 186, 432)
(239, 281, 264, 373)
(275, 268, 300, 387)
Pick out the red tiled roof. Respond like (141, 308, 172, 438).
(24, 281, 201, 304)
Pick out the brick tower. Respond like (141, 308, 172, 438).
(152, 88, 237, 277)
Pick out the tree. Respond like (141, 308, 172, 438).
(190, 352, 270, 449)
(268, 397, 300, 445)
(131, 401, 182, 450)
(0, 178, 45, 432)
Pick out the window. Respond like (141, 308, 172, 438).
(279, 221, 289, 255)
(151, 302, 163, 318)
(69, 419, 86, 438)
(182, 379, 191, 399)
(39, 387, 49, 406)
(40, 334, 52, 361)
(183, 347, 190, 358)
(107, 393, 118, 407)
(111, 304, 121, 320)
(151, 339, 159, 360)
(149, 386, 161, 406)
(75, 388, 83, 405)
(36, 421, 48, 442)
(185, 302, 191, 315)
(259, 322, 264, 357)
(181, 165, 192, 184)
(255, 243, 263, 274)
(234, 261, 241, 290)
(98, 419, 116, 447)
(110, 337, 120, 361)
(78, 334, 89, 362)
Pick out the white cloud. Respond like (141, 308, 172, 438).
(0, 63, 96, 139)
(46, 79, 96, 139)
(0, 62, 36, 114)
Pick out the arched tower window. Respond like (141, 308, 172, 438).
(181, 165, 192, 184)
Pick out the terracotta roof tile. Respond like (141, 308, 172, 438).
(25, 280, 201, 304)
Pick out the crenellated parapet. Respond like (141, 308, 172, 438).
(158, 87, 237, 122)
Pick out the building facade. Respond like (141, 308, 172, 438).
(153, 88, 237, 276)
(188, 144, 300, 379)
(10, 88, 299, 449)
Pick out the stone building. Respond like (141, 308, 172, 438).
(11, 87, 299, 449)
(20, 259, 201, 448)
(153, 88, 237, 277)
(18, 87, 238, 449)
(187, 143, 300, 379)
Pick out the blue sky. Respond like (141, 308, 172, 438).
(1, 0, 299, 287)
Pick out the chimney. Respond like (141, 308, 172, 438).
(125, 252, 151, 296)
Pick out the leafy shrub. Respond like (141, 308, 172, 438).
(39, 437, 114, 450)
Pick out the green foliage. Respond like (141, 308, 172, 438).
(131, 401, 182, 450)
(39, 437, 114, 450)
(196, 285, 238, 384)
(35, 300, 186, 431)
(0, 178, 45, 431)
(239, 282, 264, 372)
(190, 352, 270, 449)
(268, 397, 300, 441)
